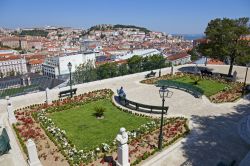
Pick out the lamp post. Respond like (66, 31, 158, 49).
(158, 86, 173, 150)
(204, 56, 207, 66)
(159, 68, 161, 77)
(68, 62, 73, 98)
(242, 64, 249, 96)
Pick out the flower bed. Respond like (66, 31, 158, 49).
(141, 73, 244, 103)
(13, 89, 189, 166)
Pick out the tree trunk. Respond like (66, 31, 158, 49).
(228, 56, 235, 76)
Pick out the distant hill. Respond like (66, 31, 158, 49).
(113, 24, 151, 33)
(19, 29, 49, 37)
(87, 24, 151, 34)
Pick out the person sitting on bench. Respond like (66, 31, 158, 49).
(118, 86, 126, 99)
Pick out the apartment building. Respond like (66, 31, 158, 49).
(0, 55, 27, 77)
(42, 52, 96, 79)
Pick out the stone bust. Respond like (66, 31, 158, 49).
(116, 127, 128, 146)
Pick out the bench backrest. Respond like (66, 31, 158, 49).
(123, 98, 168, 113)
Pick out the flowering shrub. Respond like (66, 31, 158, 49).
(14, 88, 190, 166)
(141, 72, 244, 103)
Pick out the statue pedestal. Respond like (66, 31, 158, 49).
(117, 144, 130, 166)
(45, 88, 51, 105)
(171, 66, 174, 75)
(26, 139, 42, 166)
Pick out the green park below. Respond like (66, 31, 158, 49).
(48, 99, 151, 151)
(172, 76, 228, 97)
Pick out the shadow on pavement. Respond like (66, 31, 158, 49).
(180, 103, 250, 166)
(177, 66, 214, 73)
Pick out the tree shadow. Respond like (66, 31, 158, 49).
(177, 66, 214, 73)
(181, 103, 250, 166)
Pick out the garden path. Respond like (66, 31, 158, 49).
(0, 64, 250, 166)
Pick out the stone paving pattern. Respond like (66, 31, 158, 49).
(0, 64, 250, 166)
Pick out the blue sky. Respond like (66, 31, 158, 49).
(0, 0, 249, 34)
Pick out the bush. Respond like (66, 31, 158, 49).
(93, 106, 106, 117)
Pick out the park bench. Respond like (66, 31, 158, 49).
(157, 80, 203, 98)
(58, 88, 77, 98)
(145, 71, 156, 78)
(120, 98, 168, 114)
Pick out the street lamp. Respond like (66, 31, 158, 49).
(158, 86, 173, 150)
(242, 63, 249, 96)
(67, 62, 73, 98)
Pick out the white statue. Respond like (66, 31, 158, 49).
(116, 127, 128, 146)
(116, 127, 130, 166)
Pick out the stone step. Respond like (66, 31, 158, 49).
(238, 116, 250, 145)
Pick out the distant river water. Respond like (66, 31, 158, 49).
(183, 34, 205, 41)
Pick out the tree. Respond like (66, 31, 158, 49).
(198, 17, 250, 76)
(187, 49, 199, 61)
(236, 54, 250, 66)
(148, 54, 166, 69)
(96, 62, 118, 79)
(73, 61, 97, 83)
(127, 55, 143, 73)
(118, 63, 129, 76)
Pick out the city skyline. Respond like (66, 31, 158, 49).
(0, 0, 250, 34)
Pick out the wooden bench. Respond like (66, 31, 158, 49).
(59, 88, 77, 98)
(120, 98, 168, 114)
(145, 71, 156, 78)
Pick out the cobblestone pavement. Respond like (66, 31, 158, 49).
(0, 64, 250, 166)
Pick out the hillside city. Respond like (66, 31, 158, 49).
(0, 24, 202, 93)
(0, 1, 250, 166)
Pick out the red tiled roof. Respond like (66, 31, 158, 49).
(0, 53, 14, 57)
(207, 59, 224, 65)
(28, 59, 44, 65)
(0, 55, 22, 61)
(115, 59, 127, 64)
(167, 52, 190, 61)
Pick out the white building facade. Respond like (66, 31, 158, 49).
(42, 52, 96, 79)
(0, 57, 27, 77)
(115, 49, 161, 60)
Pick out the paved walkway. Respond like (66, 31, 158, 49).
(0, 64, 250, 166)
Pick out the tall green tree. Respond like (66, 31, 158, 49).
(198, 17, 250, 76)
(187, 49, 199, 61)
(127, 55, 143, 73)
(148, 54, 166, 69)
(74, 61, 97, 83)
(96, 62, 118, 79)
(118, 63, 129, 76)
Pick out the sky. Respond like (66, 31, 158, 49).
(0, 0, 249, 34)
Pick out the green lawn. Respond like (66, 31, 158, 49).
(173, 76, 228, 97)
(48, 99, 151, 151)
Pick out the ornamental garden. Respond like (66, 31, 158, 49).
(13, 89, 189, 166)
(141, 72, 244, 103)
